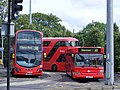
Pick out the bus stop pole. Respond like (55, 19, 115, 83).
(7, 0, 11, 90)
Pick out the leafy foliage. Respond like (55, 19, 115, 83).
(0, 0, 7, 24)
(75, 22, 120, 72)
(0, 1, 120, 72)
(114, 23, 120, 71)
(75, 22, 105, 47)
(14, 13, 72, 37)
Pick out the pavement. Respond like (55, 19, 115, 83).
(0, 64, 120, 90)
(0, 64, 4, 69)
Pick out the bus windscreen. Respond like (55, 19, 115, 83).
(74, 54, 104, 67)
(16, 31, 42, 67)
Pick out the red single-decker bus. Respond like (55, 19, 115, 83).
(65, 47, 104, 79)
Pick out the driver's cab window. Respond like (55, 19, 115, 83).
(75, 54, 84, 66)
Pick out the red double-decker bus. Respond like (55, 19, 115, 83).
(43, 37, 79, 71)
(10, 29, 43, 76)
(65, 47, 104, 79)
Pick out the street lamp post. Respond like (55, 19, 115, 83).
(29, 0, 32, 24)
(1, 36, 4, 65)
(0, 26, 4, 65)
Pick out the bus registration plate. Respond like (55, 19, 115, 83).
(86, 76, 93, 78)
(26, 72, 32, 75)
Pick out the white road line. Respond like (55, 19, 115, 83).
(0, 72, 64, 87)
(0, 72, 62, 87)
(0, 79, 51, 87)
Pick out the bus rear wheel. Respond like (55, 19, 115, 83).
(52, 64, 57, 72)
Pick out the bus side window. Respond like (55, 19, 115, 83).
(60, 41, 66, 46)
(56, 54, 65, 62)
(43, 41, 51, 46)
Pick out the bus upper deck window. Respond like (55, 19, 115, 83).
(60, 41, 66, 46)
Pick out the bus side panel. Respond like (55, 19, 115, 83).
(43, 47, 66, 71)
(52, 47, 66, 71)
(43, 61, 52, 70)
(65, 54, 73, 76)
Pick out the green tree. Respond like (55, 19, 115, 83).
(14, 13, 72, 37)
(0, 0, 7, 24)
(75, 22, 120, 72)
(114, 23, 120, 72)
(0, 0, 7, 62)
(75, 22, 105, 47)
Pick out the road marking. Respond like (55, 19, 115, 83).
(0, 79, 51, 87)
(0, 72, 63, 87)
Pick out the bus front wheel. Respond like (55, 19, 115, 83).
(52, 64, 57, 71)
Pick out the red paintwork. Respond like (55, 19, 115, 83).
(43, 37, 79, 71)
(10, 29, 43, 76)
(65, 47, 104, 79)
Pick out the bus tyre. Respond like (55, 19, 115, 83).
(52, 64, 57, 72)
(71, 71, 73, 77)
(65, 69, 67, 74)
(71, 71, 75, 79)
(65, 69, 68, 76)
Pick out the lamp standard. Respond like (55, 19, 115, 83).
(1, 25, 5, 65)
(29, 0, 32, 24)
(1, 36, 4, 65)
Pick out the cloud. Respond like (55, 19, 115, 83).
(21, 0, 120, 32)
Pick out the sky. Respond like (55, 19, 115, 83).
(21, 0, 120, 33)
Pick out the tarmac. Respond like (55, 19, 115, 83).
(0, 64, 120, 90)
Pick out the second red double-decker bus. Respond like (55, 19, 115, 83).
(43, 37, 79, 71)
(65, 47, 104, 79)
(10, 29, 43, 76)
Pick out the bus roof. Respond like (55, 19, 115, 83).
(16, 29, 43, 35)
(43, 37, 79, 41)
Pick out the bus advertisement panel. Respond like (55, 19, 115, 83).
(43, 37, 79, 71)
(65, 47, 104, 79)
(10, 29, 43, 76)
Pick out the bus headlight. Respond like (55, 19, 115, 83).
(99, 70, 104, 75)
(100, 70, 104, 73)
(40, 65, 43, 68)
